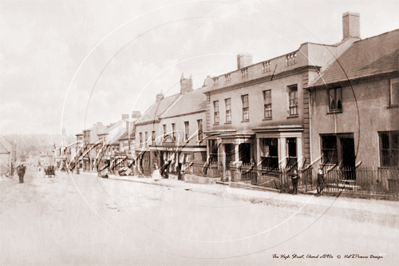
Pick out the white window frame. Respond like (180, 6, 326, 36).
(225, 98, 231, 123)
(213, 100, 219, 124)
(184, 121, 189, 141)
(390, 78, 399, 107)
(263, 90, 272, 119)
(197, 119, 203, 141)
(242, 94, 249, 121)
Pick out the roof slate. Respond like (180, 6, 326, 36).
(310, 29, 399, 87)
(135, 94, 180, 124)
(160, 88, 207, 118)
(0, 135, 13, 153)
(118, 130, 135, 141)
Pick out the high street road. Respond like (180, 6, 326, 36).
(1, 168, 398, 265)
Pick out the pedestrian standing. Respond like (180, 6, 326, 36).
(291, 168, 299, 194)
(17, 164, 26, 183)
(317, 167, 325, 195)
(160, 159, 171, 179)
(152, 164, 161, 181)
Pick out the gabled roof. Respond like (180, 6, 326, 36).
(118, 129, 135, 141)
(97, 119, 127, 144)
(0, 135, 13, 154)
(88, 124, 106, 143)
(160, 87, 207, 119)
(135, 94, 180, 125)
(310, 29, 399, 87)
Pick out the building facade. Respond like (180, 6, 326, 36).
(0, 135, 16, 175)
(135, 75, 208, 176)
(134, 92, 180, 176)
(203, 12, 361, 180)
(307, 27, 399, 173)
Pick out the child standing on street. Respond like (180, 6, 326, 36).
(317, 167, 325, 195)
(291, 168, 299, 194)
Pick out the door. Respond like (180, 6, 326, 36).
(239, 143, 251, 165)
(340, 137, 356, 180)
(142, 152, 151, 176)
(225, 144, 234, 170)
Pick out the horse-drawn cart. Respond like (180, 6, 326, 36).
(44, 165, 55, 178)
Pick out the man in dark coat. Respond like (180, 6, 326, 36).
(17, 164, 26, 183)
(291, 168, 299, 194)
(160, 159, 172, 179)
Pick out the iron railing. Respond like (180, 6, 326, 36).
(247, 167, 399, 200)
(185, 161, 222, 178)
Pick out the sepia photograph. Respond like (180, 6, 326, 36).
(1, 0, 398, 265)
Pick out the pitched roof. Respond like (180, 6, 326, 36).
(310, 29, 399, 87)
(97, 119, 127, 144)
(134, 94, 180, 125)
(0, 135, 13, 154)
(118, 129, 135, 141)
(160, 88, 207, 118)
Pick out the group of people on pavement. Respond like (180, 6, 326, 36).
(152, 157, 185, 182)
(290, 166, 328, 196)
(152, 158, 330, 195)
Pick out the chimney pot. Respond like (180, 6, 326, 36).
(156, 93, 164, 102)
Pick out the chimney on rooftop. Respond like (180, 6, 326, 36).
(237, 54, 253, 70)
(180, 73, 193, 94)
(342, 12, 360, 40)
(126, 120, 134, 131)
(122, 114, 129, 120)
(131, 111, 141, 118)
(156, 93, 164, 102)
(203, 75, 213, 87)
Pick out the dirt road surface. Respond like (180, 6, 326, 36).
(1, 167, 398, 265)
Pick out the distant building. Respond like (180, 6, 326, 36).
(0, 135, 16, 175)
(39, 150, 54, 166)
(27, 151, 40, 166)
(54, 128, 75, 170)
(71, 112, 141, 173)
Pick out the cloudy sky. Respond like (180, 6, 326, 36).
(1, 0, 398, 137)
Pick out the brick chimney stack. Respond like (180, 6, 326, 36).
(156, 93, 164, 102)
(203, 75, 213, 87)
(237, 54, 253, 70)
(180, 73, 193, 94)
(342, 12, 360, 40)
(131, 111, 141, 118)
